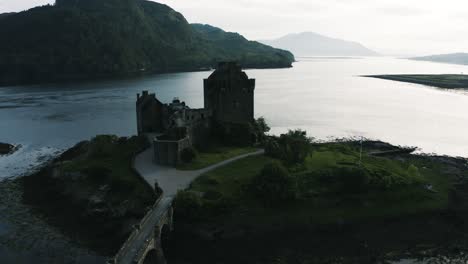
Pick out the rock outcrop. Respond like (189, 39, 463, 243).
(20, 136, 158, 254)
(0, 142, 15, 155)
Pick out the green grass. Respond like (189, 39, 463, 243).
(176, 145, 258, 171)
(186, 142, 455, 227)
(366, 74, 468, 89)
(60, 135, 155, 205)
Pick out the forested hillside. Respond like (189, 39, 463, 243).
(0, 0, 294, 86)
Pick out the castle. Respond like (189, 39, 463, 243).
(136, 62, 256, 166)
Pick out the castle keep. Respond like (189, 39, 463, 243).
(136, 62, 255, 166)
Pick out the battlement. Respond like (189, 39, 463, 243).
(204, 63, 255, 124)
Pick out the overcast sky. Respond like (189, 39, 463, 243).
(1, 0, 468, 56)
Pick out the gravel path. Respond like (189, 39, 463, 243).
(134, 148, 264, 197)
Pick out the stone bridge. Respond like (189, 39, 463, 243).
(109, 196, 174, 264)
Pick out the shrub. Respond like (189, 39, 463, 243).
(279, 130, 312, 165)
(181, 147, 197, 163)
(265, 130, 312, 165)
(251, 161, 297, 205)
(173, 190, 202, 220)
(203, 190, 223, 200)
(203, 196, 235, 216)
(336, 167, 370, 193)
(407, 164, 424, 183)
(88, 135, 118, 158)
(82, 166, 111, 183)
(265, 138, 282, 158)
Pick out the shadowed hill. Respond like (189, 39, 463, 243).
(0, 0, 294, 86)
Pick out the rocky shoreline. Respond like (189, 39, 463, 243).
(18, 136, 159, 255)
(0, 178, 106, 264)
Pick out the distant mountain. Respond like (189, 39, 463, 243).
(0, 0, 294, 86)
(411, 53, 468, 65)
(191, 24, 294, 68)
(260, 32, 378, 57)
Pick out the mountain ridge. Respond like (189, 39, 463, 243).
(0, 0, 294, 86)
(411, 53, 468, 65)
(260, 32, 378, 57)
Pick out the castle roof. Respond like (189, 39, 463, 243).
(207, 62, 249, 81)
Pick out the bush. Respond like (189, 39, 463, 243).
(203, 190, 223, 200)
(407, 164, 424, 183)
(174, 190, 202, 220)
(265, 138, 281, 158)
(265, 130, 312, 165)
(279, 130, 312, 165)
(82, 166, 111, 183)
(251, 161, 297, 205)
(336, 167, 370, 193)
(181, 147, 197, 163)
(88, 135, 119, 158)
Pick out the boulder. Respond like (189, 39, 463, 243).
(0, 142, 14, 155)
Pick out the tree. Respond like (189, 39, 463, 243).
(251, 161, 297, 205)
(265, 129, 312, 165)
(253, 117, 271, 143)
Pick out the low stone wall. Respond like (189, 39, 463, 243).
(154, 137, 191, 167)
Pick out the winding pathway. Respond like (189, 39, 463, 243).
(135, 148, 264, 195)
(114, 148, 264, 264)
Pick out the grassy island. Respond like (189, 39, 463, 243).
(365, 74, 468, 89)
(169, 133, 468, 263)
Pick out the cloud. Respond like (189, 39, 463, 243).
(374, 6, 426, 16)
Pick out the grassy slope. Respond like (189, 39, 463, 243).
(169, 142, 468, 263)
(188, 142, 453, 226)
(177, 145, 258, 170)
(366, 74, 468, 89)
(60, 135, 155, 205)
(21, 135, 157, 254)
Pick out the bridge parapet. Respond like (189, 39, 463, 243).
(109, 196, 173, 264)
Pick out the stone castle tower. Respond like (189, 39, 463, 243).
(136, 62, 256, 166)
(204, 62, 255, 125)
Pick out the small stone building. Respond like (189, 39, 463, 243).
(136, 62, 255, 166)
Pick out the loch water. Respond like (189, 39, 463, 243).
(2, 57, 468, 263)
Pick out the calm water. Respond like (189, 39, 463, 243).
(3, 57, 468, 179)
(2, 57, 468, 263)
